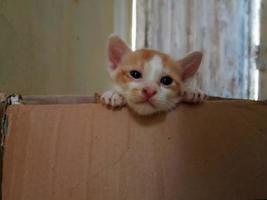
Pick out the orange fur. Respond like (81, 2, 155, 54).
(102, 35, 205, 115)
(115, 49, 183, 94)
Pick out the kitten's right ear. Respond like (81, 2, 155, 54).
(108, 34, 131, 71)
(179, 51, 203, 81)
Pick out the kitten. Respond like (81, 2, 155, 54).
(101, 35, 207, 115)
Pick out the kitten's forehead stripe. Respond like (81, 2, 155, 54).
(144, 55, 163, 81)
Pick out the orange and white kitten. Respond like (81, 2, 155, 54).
(101, 35, 207, 115)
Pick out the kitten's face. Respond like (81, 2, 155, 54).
(112, 50, 184, 115)
(108, 35, 202, 115)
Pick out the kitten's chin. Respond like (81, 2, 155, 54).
(128, 103, 159, 115)
(127, 101, 175, 116)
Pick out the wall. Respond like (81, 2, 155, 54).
(259, 0, 267, 99)
(136, 0, 252, 99)
(0, 0, 114, 95)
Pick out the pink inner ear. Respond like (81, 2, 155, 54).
(180, 52, 202, 81)
(181, 63, 199, 81)
(108, 36, 131, 70)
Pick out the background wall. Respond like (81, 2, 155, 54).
(1, 0, 266, 99)
(136, 0, 254, 99)
(0, 0, 116, 95)
(259, 0, 267, 100)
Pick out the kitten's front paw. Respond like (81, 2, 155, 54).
(182, 89, 207, 103)
(101, 90, 126, 108)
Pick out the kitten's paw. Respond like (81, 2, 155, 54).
(101, 90, 126, 108)
(181, 89, 207, 103)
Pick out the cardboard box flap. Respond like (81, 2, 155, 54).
(21, 95, 96, 104)
(2, 101, 267, 199)
(0, 102, 6, 200)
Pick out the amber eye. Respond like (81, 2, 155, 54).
(160, 76, 173, 86)
(129, 70, 142, 79)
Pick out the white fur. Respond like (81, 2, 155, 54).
(101, 89, 126, 107)
(181, 89, 207, 103)
(144, 55, 163, 81)
(102, 54, 206, 115)
(116, 56, 179, 115)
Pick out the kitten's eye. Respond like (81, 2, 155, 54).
(129, 70, 142, 79)
(160, 76, 173, 86)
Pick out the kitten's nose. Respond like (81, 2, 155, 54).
(142, 87, 157, 99)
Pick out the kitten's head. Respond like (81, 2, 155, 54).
(107, 35, 202, 115)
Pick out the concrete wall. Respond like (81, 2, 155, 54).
(259, 0, 267, 100)
(0, 0, 115, 95)
(136, 0, 251, 99)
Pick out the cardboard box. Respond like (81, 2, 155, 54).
(0, 102, 5, 199)
(2, 99, 267, 199)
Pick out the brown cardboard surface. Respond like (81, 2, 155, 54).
(2, 101, 267, 200)
(21, 95, 96, 105)
(0, 102, 5, 199)
(0, 102, 4, 131)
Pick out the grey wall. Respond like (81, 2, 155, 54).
(136, 0, 252, 99)
(0, 0, 115, 95)
(259, 0, 267, 100)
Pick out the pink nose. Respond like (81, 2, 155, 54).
(142, 87, 157, 99)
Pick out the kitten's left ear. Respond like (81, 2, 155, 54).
(108, 34, 132, 71)
(179, 51, 203, 81)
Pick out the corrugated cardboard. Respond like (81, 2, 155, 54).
(2, 101, 267, 200)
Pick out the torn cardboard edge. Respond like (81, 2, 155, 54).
(9, 95, 267, 105)
(0, 93, 24, 199)
(0, 91, 266, 105)
(19, 95, 247, 104)
(0, 101, 7, 200)
(0, 93, 97, 105)
(21, 95, 97, 104)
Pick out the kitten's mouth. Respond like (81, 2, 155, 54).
(136, 99, 156, 108)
